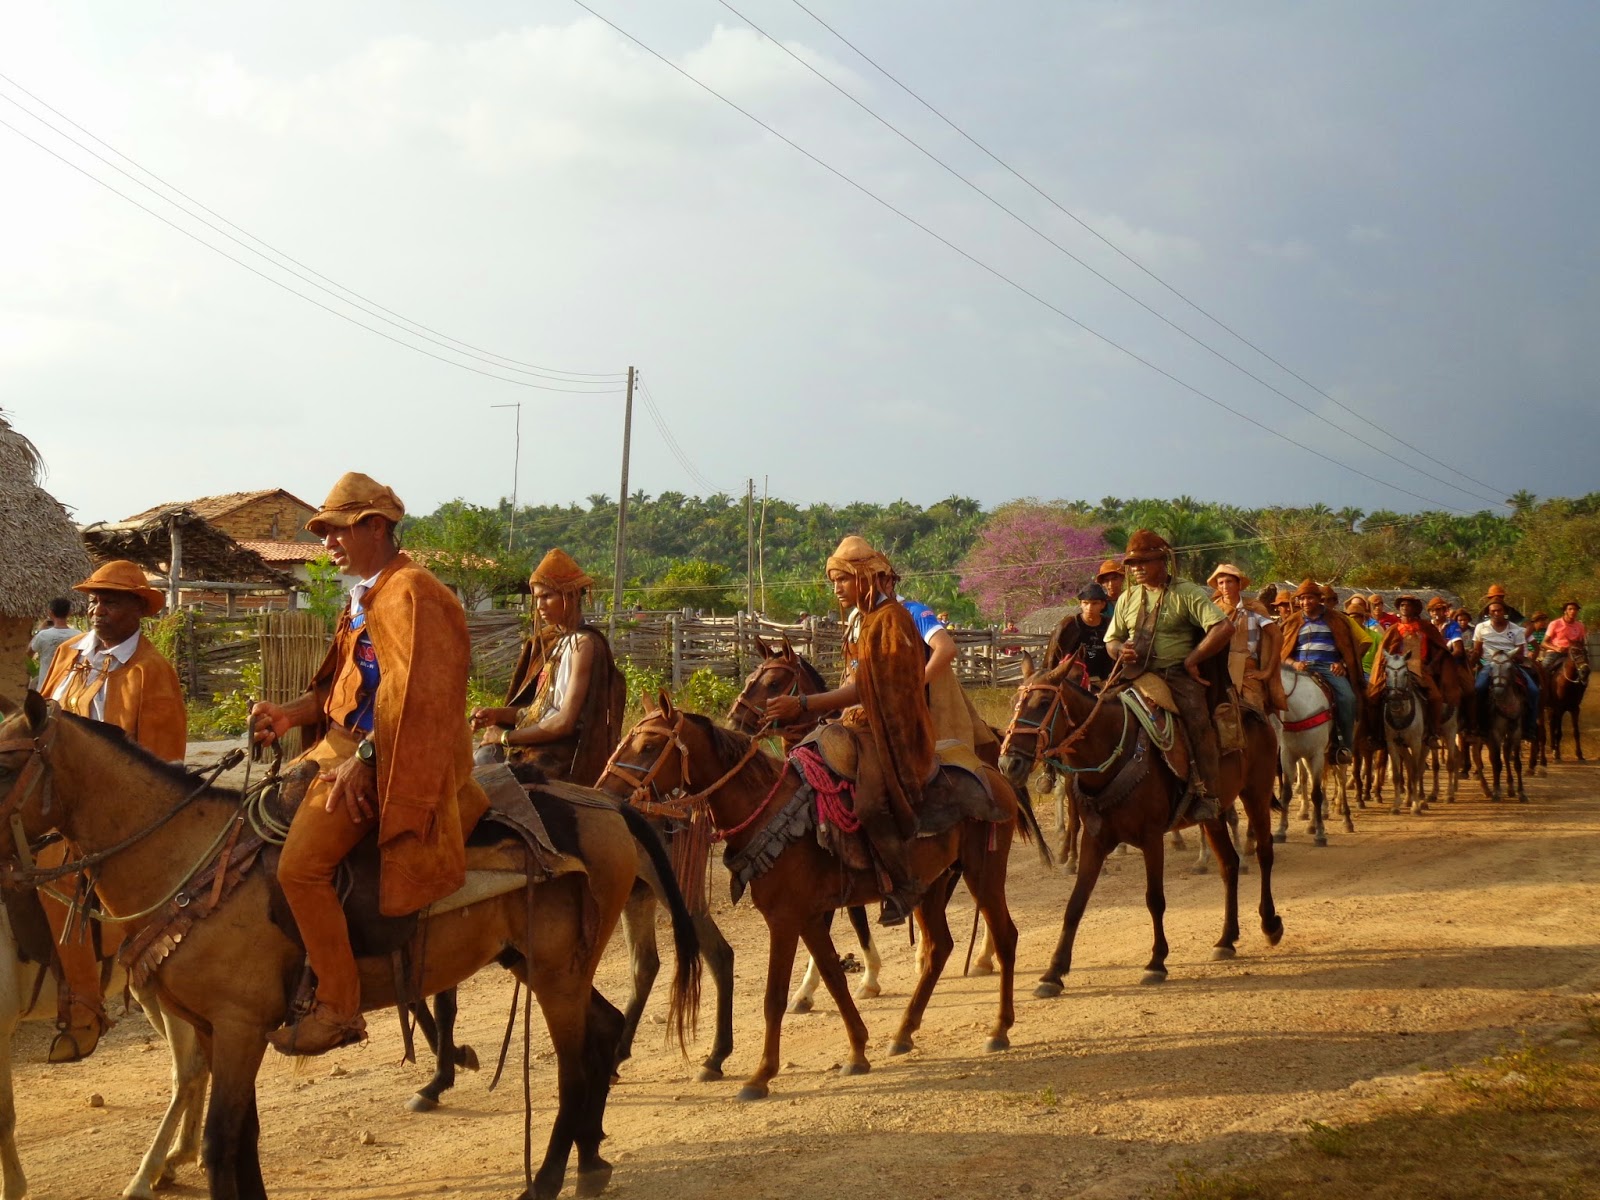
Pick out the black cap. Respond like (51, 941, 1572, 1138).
(1077, 582, 1110, 603)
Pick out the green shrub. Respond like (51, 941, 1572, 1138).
(676, 668, 738, 715)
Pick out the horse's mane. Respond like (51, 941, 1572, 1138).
(791, 653, 828, 694)
(686, 712, 782, 787)
(63, 712, 241, 801)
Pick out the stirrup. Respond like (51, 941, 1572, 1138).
(47, 1024, 101, 1064)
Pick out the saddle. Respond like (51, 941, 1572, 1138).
(1116, 685, 1191, 784)
(796, 721, 859, 781)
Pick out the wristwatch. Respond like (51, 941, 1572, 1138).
(355, 737, 377, 767)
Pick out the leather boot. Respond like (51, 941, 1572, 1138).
(48, 993, 107, 1064)
(267, 1001, 366, 1056)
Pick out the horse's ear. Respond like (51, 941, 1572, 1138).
(756, 638, 774, 660)
(641, 690, 658, 715)
(1021, 651, 1035, 680)
(23, 689, 49, 731)
(657, 689, 676, 718)
(780, 634, 795, 658)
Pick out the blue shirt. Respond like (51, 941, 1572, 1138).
(346, 610, 380, 733)
(1295, 618, 1342, 666)
(897, 595, 946, 646)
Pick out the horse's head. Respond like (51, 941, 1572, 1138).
(0, 690, 64, 866)
(1382, 651, 1413, 693)
(1486, 650, 1517, 690)
(1569, 642, 1591, 684)
(598, 691, 694, 809)
(998, 656, 1078, 788)
(727, 637, 822, 736)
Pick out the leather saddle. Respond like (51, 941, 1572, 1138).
(797, 721, 858, 781)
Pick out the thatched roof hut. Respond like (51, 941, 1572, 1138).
(0, 411, 92, 702)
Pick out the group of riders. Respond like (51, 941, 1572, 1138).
(25, 470, 1589, 1065)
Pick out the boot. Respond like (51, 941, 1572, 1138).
(266, 1001, 366, 1057)
(48, 994, 107, 1064)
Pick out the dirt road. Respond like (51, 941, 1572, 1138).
(14, 742, 1600, 1200)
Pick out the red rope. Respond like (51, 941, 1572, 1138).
(712, 759, 791, 844)
(791, 745, 860, 834)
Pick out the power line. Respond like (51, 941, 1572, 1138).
(0, 115, 625, 395)
(636, 379, 728, 496)
(567, 1, 1475, 514)
(713, 0, 1504, 510)
(0, 80, 626, 387)
(780, 0, 1508, 505)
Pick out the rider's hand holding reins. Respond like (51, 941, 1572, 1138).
(321, 756, 376, 823)
(249, 700, 292, 746)
(765, 694, 804, 722)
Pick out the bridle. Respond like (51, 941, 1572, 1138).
(1381, 658, 1418, 728)
(999, 661, 1130, 777)
(726, 658, 807, 733)
(597, 710, 779, 842)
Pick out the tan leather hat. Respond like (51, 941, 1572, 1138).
(1206, 563, 1250, 589)
(529, 548, 594, 593)
(306, 472, 405, 536)
(1095, 558, 1125, 581)
(1122, 530, 1171, 565)
(74, 559, 165, 616)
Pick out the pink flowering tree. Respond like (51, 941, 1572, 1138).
(959, 503, 1110, 621)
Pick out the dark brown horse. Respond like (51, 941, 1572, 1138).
(599, 693, 1023, 1100)
(0, 694, 698, 1200)
(1545, 642, 1589, 762)
(998, 659, 1282, 996)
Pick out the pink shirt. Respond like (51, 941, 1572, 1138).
(1544, 616, 1587, 651)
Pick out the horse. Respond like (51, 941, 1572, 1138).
(1377, 652, 1429, 816)
(726, 639, 884, 1008)
(998, 658, 1282, 996)
(1273, 664, 1350, 846)
(0, 693, 699, 1200)
(1545, 642, 1590, 762)
(599, 693, 1026, 1101)
(0, 900, 209, 1200)
(1478, 652, 1528, 803)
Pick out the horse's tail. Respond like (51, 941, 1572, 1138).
(1011, 779, 1054, 868)
(617, 804, 702, 1050)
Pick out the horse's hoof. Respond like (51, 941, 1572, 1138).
(1263, 917, 1285, 946)
(123, 1184, 157, 1200)
(1139, 970, 1168, 985)
(787, 995, 814, 1015)
(736, 1084, 769, 1101)
(966, 959, 995, 977)
(888, 1040, 913, 1056)
(984, 1035, 1011, 1053)
(406, 1093, 439, 1113)
(1271, 832, 1287, 844)
(576, 1160, 614, 1198)
(458, 1044, 480, 1072)
(839, 1060, 871, 1077)
(1314, 835, 1328, 847)
(1211, 946, 1237, 961)
(1033, 980, 1064, 999)
(855, 982, 881, 1000)
(696, 1065, 723, 1083)
(1190, 865, 1208, 876)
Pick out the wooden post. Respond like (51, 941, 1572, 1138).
(185, 609, 200, 698)
(167, 518, 183, 613)
(609, 366, 635, 644)
(669, 614, 683, 690)
(990, 628, 998, 688)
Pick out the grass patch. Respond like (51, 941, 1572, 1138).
(1156, 1026, 1600, 1199)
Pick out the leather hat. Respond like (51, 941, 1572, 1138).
(529, 548, 594, 593)
(826, 535, 894, 581)
(1205, 563, 1250, 589)
(1344, 595, 1370, 615)
(1395, 594, 1421, 611)
(1426, 596, 1449, 612)
(1366, 593, 1384, 606)
(306, 472, 405, 536)
(1094, 558, 1125, 581)
(74, 559, 165, 616)
(1121, 530, 1171, 565)
(1483, 583, 1508, 601)
(1320, 584, 1340, 605)
(1293, 577, 1324, 601)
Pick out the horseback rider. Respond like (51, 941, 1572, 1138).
(1044, 582, 1116, 689)
(763, 536, 936, 925)
(35, 559, 186, 1062)
(1472, 598, 1541, 742)
(1278, 578, 1362, 764)
(1341, 594, 1380, 675)
(1095, 559, 1126, 606)
(471, 548, 624, 785)
(1206, 564, 1286, 714)
(1103, 530, 1232, 824)
(1542, 601, 1588, 674)
(250, 473, 488, 1055)
(1366, 594, 1454, 749)
(1478, 583, 1525, 623)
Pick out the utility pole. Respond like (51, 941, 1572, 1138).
(609, 367, 635, 642)
(758, 475, 769, 614)
(490, 403, 522, 554)
(745, 478, 755, 616)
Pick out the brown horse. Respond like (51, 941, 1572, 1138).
(998, 659, 1282, 996)
(0, 693, 697, 1200)
(599, 693, 1023, 1101)
(1545, 643, 1589, 762)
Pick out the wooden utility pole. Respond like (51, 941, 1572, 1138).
(490, 402, 522, 553)
(609, 367, 635, 642)
(745, 478, 755, 616)
(758, 475, 769, 614)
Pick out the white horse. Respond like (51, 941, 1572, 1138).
(1378, 652, 1428, 815)
(0, 905, 208, 1200)
(1273, 664, 1351, 846)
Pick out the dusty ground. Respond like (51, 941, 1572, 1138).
(13, 714, 1600, 1200)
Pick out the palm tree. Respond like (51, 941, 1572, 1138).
(1506, 489, 1537, 514)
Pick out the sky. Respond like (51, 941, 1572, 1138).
(3, 1, 1596, 526)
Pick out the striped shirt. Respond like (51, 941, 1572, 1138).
(1295, 618, 1342, 666)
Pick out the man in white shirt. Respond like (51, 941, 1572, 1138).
(1473, 598, 1540, 741)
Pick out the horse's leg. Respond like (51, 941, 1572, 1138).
(1575, 706, 1586, 761)
(1514, 734, 1528, 803)
(694, 914, 735, 1081)
(797, 913, 871, 1077)
(1309, 758, 1328, 847)
(236, 1093, 266, 1200)
(787, 908, 833, 1014)
(1190, 809, 1220, 875)
(1203, 816, 1242, 960)
(0, 960, 23, 1200)
(1139, 829, 1172, 983)
(1034, 832, 1110, 998)
(1064, 785, 1082, 875)
(1169, 827, 1187, 851)
(613, 888, 659, 1063)
(1242, 767, 1283, 946)
(200, 1023, 267, 1200)
(972, 842, 1017, 1052)
(1273, 756, 1290, 843)
(573, 989, 624, 1197)
(849, 905, 882, 998)
(122, 986, 208, 1199)
(1551, 703, 1563, 761)
(525, 970, 592, 1200)
(888, 898, 953, 1056)
(739, 915, 802, 1101)
(409, 987, 469, 1112)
